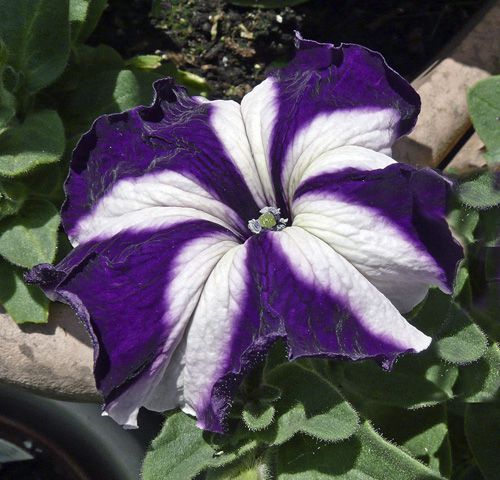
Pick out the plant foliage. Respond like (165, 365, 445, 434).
(0, 0, 208, 324)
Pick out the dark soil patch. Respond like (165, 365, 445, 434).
(90, 0, 489, 100)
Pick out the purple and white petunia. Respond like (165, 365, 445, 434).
(26, 33, 462, 433)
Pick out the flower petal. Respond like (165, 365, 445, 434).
(26, 220, 238, 427)
(241, 32, 420, 213)
(167, 226, 430, 432)
(293, 161, 463, 312)
(64, 79, 264, 244)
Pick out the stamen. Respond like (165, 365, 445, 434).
(248, 206, 288, 234)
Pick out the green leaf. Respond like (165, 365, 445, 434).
(0, 54, 16, 132)
(142, 412, 258, 480)
(435, 302, 488, 364)
(0, 259, 49, 323)
(160, 63, 209, 97)
(69, 0, 107, 44)
(477, 206, 500, 247)
(126, 54, 163, 70)
(0, 199, 60, 268)
(458, 171, 500, 210)
(262, 362, 359, 445)
(124, 57, 209, 96)
(52, 44, 124, 96)
(60, 69, 164, 137)
(411, 290, 488, 364)
(468, 76, 500, 166)
(453, 261, 471, 301)
(0, 0, 70, 93)
(338, 351, 458, 410)
(276, 421, 443, 479)
(21, 162, 65, 204)
(73, 44, 124, 72)
(447, 206, 479, 245)
(242, 401, 275, 431)
(455, 343, 500, 402)
(206, 451, 273, 480)
(229, 0, 311, 8)
(255, 384, 281, 403)
(411, 288, 451, 337)
(0, 110, 65, 177)
(362, 404, 451, 477)
(465, 403, 500, 480)
(0, 179, 27, 220)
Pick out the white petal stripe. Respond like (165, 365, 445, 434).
(72, 170, 243, 245)
(276, 227, 431, 351)
(104, 235, 238, 427)
(292, 195, 445, 312)
(283, 109, 398, 202)
(241, 78, 279, 206)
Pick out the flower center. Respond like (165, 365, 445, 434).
(248, 206, 288, 234)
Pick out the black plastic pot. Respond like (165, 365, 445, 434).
(0, 383, 162, 480)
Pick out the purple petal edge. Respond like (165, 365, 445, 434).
(63, 78, 259, 241)
(26, 220, 235, 401)
(294, 163, 463, 292)
(266, 31, 421, 216)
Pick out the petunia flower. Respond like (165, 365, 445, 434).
(26, 33, 462, 433)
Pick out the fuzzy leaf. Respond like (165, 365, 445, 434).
(0, 63, 16, 131)
(0, 0, 70, 92)
(435, 302, 488, 364)
(447, 206, 479, 245)
(411, 290, 488, 364)
(453, 262, 471, 301)
(242, 401, 275, 431)
(256, 384, 281, 403)
(126, 55, 163, 70)
(0, 199, 60, 268)
(458, 171, 500, 210)
(0, 259, 49, 323)
(73, 44, 124, 72)
(468, 76, 500, 166)
(410, 288, 451, 337)
(465, 403, 500, 480)
(276, 421, 443, 479)
(477, 206, 500, 247)
(21, 163, 65, 204)
(0, 179, 27, 220)
(0, 110, 65, 177)
(206, 456, 273, 480)
(339, 351, 458, 410)
(70, 0, 107, 43)
(455, 343, 500, 402)
(362, 404, 451, 477)
(262, 362, 359, 445)
(142, 412, 258, 480)
(61, 69, 165, 137)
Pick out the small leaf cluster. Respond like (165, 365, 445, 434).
(142, 189, 498, 478)
(0, 0, 208, 324)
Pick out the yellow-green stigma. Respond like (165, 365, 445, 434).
(258, 212, 277, 229)
(248, 206, 288, 234)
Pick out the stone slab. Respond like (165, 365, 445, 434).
(393, 0, 500, 167)
(0, 303, 100, 401)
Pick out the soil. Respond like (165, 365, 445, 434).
(90, 0, 489, 100)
